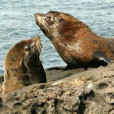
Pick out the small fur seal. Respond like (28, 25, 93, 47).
(35, 11, 114, 69)
(1, 36, 46, 95)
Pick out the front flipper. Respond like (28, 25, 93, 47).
(90, 51, 110, 68)
(98, 57, 109, 66)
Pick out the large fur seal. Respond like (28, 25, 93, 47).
(35, 11, 114, 69)
(1, 36, 46, 95)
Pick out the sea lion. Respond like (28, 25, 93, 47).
(35, 11, 114, 69)
(1, 36, 46, 95)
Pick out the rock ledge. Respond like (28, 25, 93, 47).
(0, 63, 114, 114)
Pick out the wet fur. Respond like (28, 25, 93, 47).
(35, 11, 114, 69)
(1, 36, 46, 95)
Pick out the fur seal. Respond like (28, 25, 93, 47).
(1, 36, 46, 95)
(35, 11, 114, 69)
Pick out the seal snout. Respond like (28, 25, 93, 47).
(34, 13, 44, 17)
(32, 36, 42, 54)
(34, 13, 45, 25)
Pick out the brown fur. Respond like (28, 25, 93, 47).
(35, 11, 114, 68)
(1, 36, 46, 95)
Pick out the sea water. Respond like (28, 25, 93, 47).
(0, 0, 114, 75)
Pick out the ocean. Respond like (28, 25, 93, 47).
(0, 0, 114, 75)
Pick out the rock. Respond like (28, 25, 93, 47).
(46, 66, 86, 82)
(0, 62, 114, 114)
(0, 76, 3, 84)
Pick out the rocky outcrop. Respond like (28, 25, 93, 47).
(0, 62, 114, 114)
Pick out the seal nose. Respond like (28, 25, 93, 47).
(34, 13, 45, 24)
(34, 13, 44, 19)
(32, 36, 40, 45)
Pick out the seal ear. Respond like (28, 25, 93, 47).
(20, 56, 28, 73)
(20, 53, 28, 67)
(20, 58, 25, 67)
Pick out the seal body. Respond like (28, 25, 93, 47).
(2, 36, 46, 95)
(35, 11, 114, 69)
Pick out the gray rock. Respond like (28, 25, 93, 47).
(0, 62, 114, 114)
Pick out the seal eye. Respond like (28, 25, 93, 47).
(24, 45, 31, 51)
(59, 18, 64, 22)
(46, 15, 51, 19)
(24, 43, 34, 51)
(30, 43, 34, 49)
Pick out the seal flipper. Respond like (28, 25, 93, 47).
(90, 51, 110, 68)
(98, 57, 109, 66)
